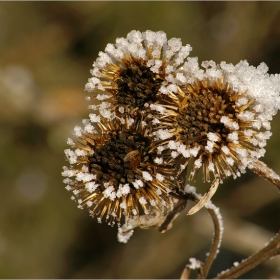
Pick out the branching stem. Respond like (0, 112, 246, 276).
(214, 230, 280, 279)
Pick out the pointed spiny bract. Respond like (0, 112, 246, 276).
(150, 60, 280, 185)
(62, 111, 180, 227)
(85, 30, 192, 119)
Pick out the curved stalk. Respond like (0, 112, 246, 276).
(201, 201, 223, 278)
(250, 160, 280, 192)
(181, 190, 223, 279)
(214, 230, 280, 279)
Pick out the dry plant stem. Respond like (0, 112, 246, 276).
(180, 267, 192, 280)
(213, 159, 280, 279)
(200, 204, 223, 279)
(250, 159, 280, 192)
(181, 195, 223, 279)
(214, 230, 280, 279)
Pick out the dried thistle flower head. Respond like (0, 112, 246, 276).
(62, 110, 179, 227)
(84, 30, 192, 119)
(63, 29, 280, 239)
(151, 59, 280, 212)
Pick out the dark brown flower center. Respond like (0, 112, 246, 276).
(178, 85, 236, 146)
(88, 131, 151, 191)
(115, 60, 163, 109)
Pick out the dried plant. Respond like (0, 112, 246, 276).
(62, 109, 180, 227)
(62, 30, 280, 278)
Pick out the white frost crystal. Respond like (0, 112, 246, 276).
(63, 29, 280, 243)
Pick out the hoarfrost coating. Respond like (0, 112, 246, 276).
(84, 30, 193, 117)
(62, 29, 280, 241)
(151, 58, 280, 184)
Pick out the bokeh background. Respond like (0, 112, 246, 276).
(0, 1, 280, 279)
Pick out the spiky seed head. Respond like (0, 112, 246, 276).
(150, 60, 280, 184)
(84, 30, 192, 119)
(62, 111, 179, 227)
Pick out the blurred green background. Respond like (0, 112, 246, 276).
(0, 1, 280, 279)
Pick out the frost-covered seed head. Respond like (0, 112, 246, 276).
(154, 61, 280, 183)
(85, 30, 192, 116)
(62, 111, 178, 226)
(63, 30, 280, 241)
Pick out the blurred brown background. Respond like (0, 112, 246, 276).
(0, 1, 280, 279)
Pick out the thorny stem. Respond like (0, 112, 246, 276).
(213, 230, 280, 279)
(250, 159, 280, 192)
